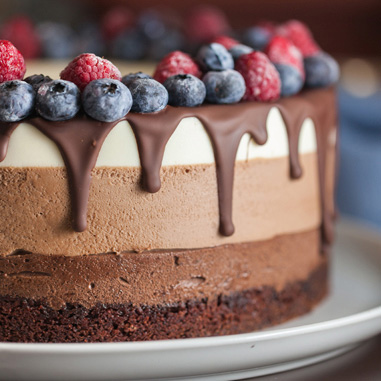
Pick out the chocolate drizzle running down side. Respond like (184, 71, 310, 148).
(0, 88, 337, 251)
(0, 122, 19, 162)
(27, 116, 120, 232)
(127, 104, 270, 236)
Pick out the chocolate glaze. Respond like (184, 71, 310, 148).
(26, 116, 120, 232)
(0, 122, 18, 162)
(0, 88, 337, 249)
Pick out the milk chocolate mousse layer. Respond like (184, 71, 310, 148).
(0, 229, 327, 342)
(0, 153, 321, 256)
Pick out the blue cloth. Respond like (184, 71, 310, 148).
(337, 87, 381, 227)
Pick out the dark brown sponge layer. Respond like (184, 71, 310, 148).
(0, 262, 327, 343)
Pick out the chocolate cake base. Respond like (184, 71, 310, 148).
(0, 263, 327, 343)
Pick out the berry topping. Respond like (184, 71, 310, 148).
(36, 80, 81, 121)
(304, 52, 340, 88)
(153, 51, 201, 84)
(211, 35, 239, 50)
(243, 26, 273, 51)
(274, 64, 304, 97)
(37, 22, 75, 59)
(203, 69, 245, 104)
(197, 43, 234, 72)
(111, 29, 147, 61)
(265, 36, 304, 79)
(148, 28, 184, 61)
(101, 6, 135, 41)
(235, 51, 281, 102)
(82, 79, 132, 122)
(229, 44, 253, 60)
(24, 74, 53, 92)
(60, 53, 122, 91)
(185, 6, 230, 44)
(0, 40, 26, 83)
(0, 16, 41, 59)
(0, 80, 35, 122)
(127, 78, 168, 113)
(122, 72, 152, 87)
(164, 74, 206, 107)
(276, 20, 320, 58)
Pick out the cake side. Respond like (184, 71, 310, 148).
(0, 21, 339, 342)
(0, 88, 335, 256)
(0, 88, 336, 342)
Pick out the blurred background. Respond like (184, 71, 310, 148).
(0, 0, 380, 229)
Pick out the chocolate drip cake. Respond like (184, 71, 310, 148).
(0, 21, 339, 342)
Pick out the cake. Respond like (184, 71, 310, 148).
(0, 21, 339, 342)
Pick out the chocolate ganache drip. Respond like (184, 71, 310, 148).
(0, 88, 337, 250)
(0, 123, 18, 162)
(24, 116, 120, 232)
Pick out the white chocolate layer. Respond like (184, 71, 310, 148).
(0, 108, 317, 168)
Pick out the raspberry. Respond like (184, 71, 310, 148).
(0, 40, 26, 83)
(276, 20, 320, 57)
(0, 16, 41, 59)
(235, 51, 281, 102)
(153, 51, 201, 84)
(211, 35, 239, 50)
(256, 20, 277, 35)
(101, 6, 135, 41)
(185, 6, 230, 43)
(265, 36, 305, 79)
(60, 54, 122, 91)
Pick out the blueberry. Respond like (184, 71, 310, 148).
(37, 22, 76, 59)
(196, 43, 234, 72)
(24, 74, 53, 92)
(127, 78, 168, 113)
(0, 81, 35, 122)
(111, 29, 147, 60)
(147, 28, 184, 60)
(75, 22, 105, 57)
(137, 9, 166, 41)
(304, 53, 340, 88)
(243, 26, 272, 51)
(203, 70, 245, 104)
(82, 79, 132, 122)
(229, 44, 253, 60)
(122, 72, 152, 87)
(36, 80, 80, 121)
(164, 74, 206, 107)
(274, 64, 304, 97)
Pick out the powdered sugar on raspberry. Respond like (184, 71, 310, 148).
(60, 53, 122, 91)
(265, 36, 305, 79)
(153, 51, 201, 84)
(0, 40, 26, 83)
(235, 51, 281, 102)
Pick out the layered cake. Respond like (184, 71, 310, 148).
(0, 20, 339, 342)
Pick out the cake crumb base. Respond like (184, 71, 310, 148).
(0, 263, 327, 343)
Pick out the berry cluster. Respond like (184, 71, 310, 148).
(0, 19, 339, 123)
(240, 19, 339, 94)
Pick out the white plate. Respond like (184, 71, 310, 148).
(1, 220, 381, 381)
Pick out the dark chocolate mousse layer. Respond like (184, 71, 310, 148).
(0, 229, 327, 342)
(1, 229, 322, 309)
